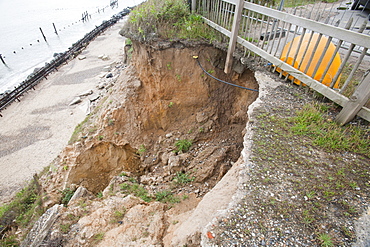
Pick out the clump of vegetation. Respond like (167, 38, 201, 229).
(120, 181, 183, 204)
(92, 232, 105, 244)
(173, 171, 195, 184)
(137, 144, 147, 156)
(155, 190, 181, 204)
(0, 179, 44, 246)
(61, 188, 76, 206)
(291, 103, 369, 155)
(120, 0, 222, 42)
(120, 183, 152, 202)
(69, 114, 91, 144)
(318, 233, 334, 247)
(174, 139, 192, 153)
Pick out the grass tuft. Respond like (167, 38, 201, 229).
(291, 103, 369, 155)
(0, 179, 44, 246)
(174, 139, 192, 153)
(120, 183, 152, 202)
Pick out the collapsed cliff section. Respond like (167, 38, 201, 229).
(54, 41, 258, 195)
(34, 41, 258, 246)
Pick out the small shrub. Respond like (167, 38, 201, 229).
(155, 190, 181, 203)
(60, 223, 71, 234)
(173, 172, 195, 184)
(61, 188, 75, 206)
(0, 179, 44, 245)
(137, 144, 146, 156)
(174, 139, 192, 153)
(125, 38, 132, 45)
(120, 183, 152, 202)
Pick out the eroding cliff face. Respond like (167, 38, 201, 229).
(34, 41, 258, 246)
(69, 142, 140, 193)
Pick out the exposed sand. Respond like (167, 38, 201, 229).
(0, 18, 127, 204)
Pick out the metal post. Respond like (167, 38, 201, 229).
(224, 0, 244, 74)
(39, 27, 47, 42)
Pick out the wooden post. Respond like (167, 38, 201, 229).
(39, 27, 47, 42)
(53, 23, 58, 35)
(0, 54, 5, 64)
(224, 0, 244, 74)
(336, 72, 370, 125)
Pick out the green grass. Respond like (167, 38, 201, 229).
(290, 103, 369, 155)
(173, 171, 195, 184)
(61, 188, 76, 206)
(125, 38, 132, 45)
(97, 192, 103, 198)
(0, 179, 45, 246)
(155, 190, 181, 204)
(60, 223, 71, 234)
(69, 114, 91, 144)
(121, 0, 222, 42)
(92, 232, 105, 244)
(318, 233, 334, 247)
(137, 144, 146, 156)
(120, 183, 152, 202)
(174, 139, 192, 153)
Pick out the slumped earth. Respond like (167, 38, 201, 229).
(21, 41, 259, 246)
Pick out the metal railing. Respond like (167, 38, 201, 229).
(194, 0, 370, 124)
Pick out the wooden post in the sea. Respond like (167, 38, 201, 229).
(39, 27, 47, 42)
(53, 23, 58, 35)
(0, 54, 5, 64)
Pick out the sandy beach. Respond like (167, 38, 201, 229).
(0, 18, 127, 204)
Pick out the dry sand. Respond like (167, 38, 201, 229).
(0, 18, 128, 204)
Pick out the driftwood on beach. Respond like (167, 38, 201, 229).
(0, 8, 131, 115)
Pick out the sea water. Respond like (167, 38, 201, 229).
(0, 0, 139, 94)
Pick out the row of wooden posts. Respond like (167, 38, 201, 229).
(0, 8, 100, 66)
(0, 8, 132, 115)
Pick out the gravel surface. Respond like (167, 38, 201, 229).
(204, 70, 370, 247)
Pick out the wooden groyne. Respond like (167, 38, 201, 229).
(0, 8, 131, 116)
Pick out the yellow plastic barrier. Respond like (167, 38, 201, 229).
(276, 33, 341, 88)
